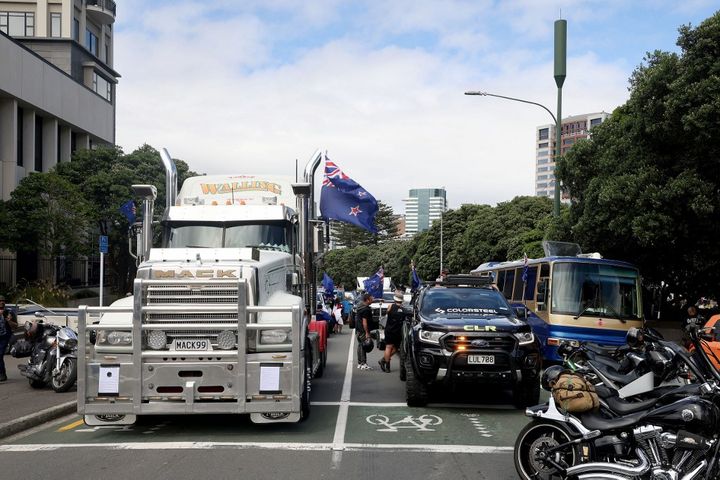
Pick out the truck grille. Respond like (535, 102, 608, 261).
(144, 283, 240, 346)
(442, 333, 516, 352)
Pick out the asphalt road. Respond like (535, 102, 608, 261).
(0, 331, 531, 480)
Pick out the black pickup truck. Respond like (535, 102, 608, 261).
(401, 275, 541, 408)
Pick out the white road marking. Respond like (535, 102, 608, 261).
(0, 442, 513, 454)
(312, 402, 407, 407)
(330, 333, 356, 468)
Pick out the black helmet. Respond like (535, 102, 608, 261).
(626, 327, 644, 348)
(541, 365, 565, 391)
(362, 338, 374, 353)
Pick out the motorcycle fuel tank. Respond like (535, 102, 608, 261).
(643, 396, 719, 435)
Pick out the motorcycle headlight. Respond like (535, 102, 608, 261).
(58, 337, 78, 349)
(514, 331, 535, 345)
(419, 330, 444, 344)
(260, 329, 290, 345)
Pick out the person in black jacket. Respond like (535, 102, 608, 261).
(355, 293, 374, 370)
(378, 292, 404, 373)
(0, 295, 18, 382)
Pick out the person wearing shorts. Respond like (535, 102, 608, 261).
(378, 292, 405, 373)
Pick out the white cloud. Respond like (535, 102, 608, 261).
(112, 1, 692, 214)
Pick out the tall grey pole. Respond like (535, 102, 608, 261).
(554, 19, 567, 217)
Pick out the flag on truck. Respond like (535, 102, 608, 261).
(119, 200, 136, 227)
(363, 267, 384, 299)
(319, 155, 378, 234)
(322, 272, 335, 301)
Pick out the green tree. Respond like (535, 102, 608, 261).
(556, 12, 720, 301)
(1, 173, 92, 257)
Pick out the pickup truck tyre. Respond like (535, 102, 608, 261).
(513, 375, 541, 409)
(405, 355, 428, 407)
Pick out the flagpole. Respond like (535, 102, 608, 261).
(440, 210, 443, 275)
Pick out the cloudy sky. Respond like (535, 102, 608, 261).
(114, 0, 718, 213)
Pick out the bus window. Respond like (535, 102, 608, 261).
(512, 268, 524, 300)
(537, 278, 548, 311)
(503, 269, 515, 299)
(524, 266, 538, 301)
(496, 270, 505, 290)
(540, 263, 549, 278)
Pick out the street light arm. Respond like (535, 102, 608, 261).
(465, 91, 557, 125)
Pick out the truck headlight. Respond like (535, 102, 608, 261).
(96, 330, 132, 347)
(514, 332, 535, 345)
(419, 330, 444, 344)
(260, 329, 290, 345)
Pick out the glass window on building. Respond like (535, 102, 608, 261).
(538, 142, 549, 148)
(1, 12, 35, 36)
(17, 107, 23, 167)
(538, 128, 549, 140)
(72, 17, 79, 40)
(537, 158, 548, 165)
(50, 12, 61, 37)
(537, 166, 548, 172)
(537, 175, 548, 180)
(92, 72, 112, 101)
(562, 138, 574, 145)
(537, 149, 548, 157)
(86, 28, 98, 56)
(590, 117, 603, 127)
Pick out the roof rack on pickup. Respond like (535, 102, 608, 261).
(432, 275, 493, 287)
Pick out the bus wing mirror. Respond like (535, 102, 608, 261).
(536, 279, 548, 305)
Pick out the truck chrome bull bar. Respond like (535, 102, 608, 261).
(78, 277, 303, 417)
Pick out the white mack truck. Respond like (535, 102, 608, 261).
(78, 149, 328, 425)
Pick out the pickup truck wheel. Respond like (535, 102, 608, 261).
(405, 355, 428, 407)
(513, 376, 540, 409)
(399, 357, 407, 381)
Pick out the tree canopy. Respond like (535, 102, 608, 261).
(556, 11, 720, 301)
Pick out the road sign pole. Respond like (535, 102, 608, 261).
(99, 251, 104, 307)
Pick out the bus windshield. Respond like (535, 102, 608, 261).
(551, 263, 640, 320)
(166, 222, 290, 252)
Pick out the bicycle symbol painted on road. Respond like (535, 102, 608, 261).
(366, 414, 443, 432)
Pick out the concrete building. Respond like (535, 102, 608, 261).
(535, 112, 609, 200)
(403, 188, 447, 237)
(0, 0, 118, 287)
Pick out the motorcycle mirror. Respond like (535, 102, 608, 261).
(34, 311, 45, 318)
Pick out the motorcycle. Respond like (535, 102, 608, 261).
(513, 325, 720, 480)
(12, 313, 78, 392)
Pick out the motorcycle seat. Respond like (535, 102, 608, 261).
(579, 410, 645, 431)
(592, 362, 640, 386)
(604, 394, 657, 415)
(584, 349, 624, 371)
(585, 343, 621, 357)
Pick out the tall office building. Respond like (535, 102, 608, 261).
(0, 0, 119, 286)
(0, 0, 119, 201)
(403, 188, 447, 237)
(535, 112, 609, 199)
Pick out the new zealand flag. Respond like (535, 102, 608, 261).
(363, 267, 384, 299)
(411, 263, 422, 292)
(322, 272, 335, 301)
(319, 156, 378, 234)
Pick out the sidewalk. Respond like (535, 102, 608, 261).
(0, 355, 76, 438)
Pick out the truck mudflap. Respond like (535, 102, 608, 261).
(78, 277, 307, 424)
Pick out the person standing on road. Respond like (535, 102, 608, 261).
(378, 292, 405, 373)
(356, 293, 374, 370)
(332, 300, 344, 334)
(0, 295, 18, 382)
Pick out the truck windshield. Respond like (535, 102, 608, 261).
(166, 222, 290, 252)
(551, 262, 640, 319)
(420, 289, 512, 317)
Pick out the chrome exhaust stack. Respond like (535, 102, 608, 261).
(160, 148, 177, 210)
(131, 184, 157, 264)
(567, 448, 650, 477)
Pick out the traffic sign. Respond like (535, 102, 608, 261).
(99, 235, 108, 254)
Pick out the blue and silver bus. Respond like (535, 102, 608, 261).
(471, 243, 643, 361)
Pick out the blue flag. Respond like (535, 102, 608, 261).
(363, 267, 384, 299)
(411, 264, 422, 292)
(322, 272, 335, 300)
(119, 200, 136, 226)
(319, 156, 378, 234)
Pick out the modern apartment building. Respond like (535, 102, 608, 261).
(535, 112, 609, 199)
(403, 188, 447, 237)
(0, 0, 118, 287)
(0, 0, 118, 201)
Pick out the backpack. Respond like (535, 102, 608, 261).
(551, 372, 599, 413)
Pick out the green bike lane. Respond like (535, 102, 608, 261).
(0, 332, 531, 452)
